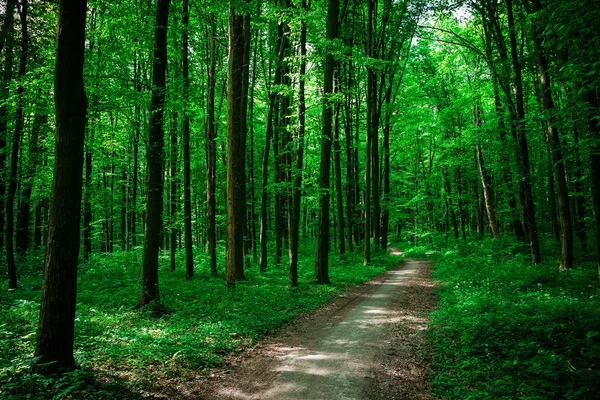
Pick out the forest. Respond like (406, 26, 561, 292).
(0, 0, 599, 398)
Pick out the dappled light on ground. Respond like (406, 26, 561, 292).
(210, 259, 434, 400)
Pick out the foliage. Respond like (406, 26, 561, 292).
(425, 238, 600, 400)
(0, 245, 399, 399)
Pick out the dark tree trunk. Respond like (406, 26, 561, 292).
(527, 0, 572, 269)
(315, 0, 338, 284)
(506, 0, 540, 263)
(206, 12, 217, 277)
(226, 2, 248, 288)
(170, 112, 178, 271)
(83, 126, 93, 260)
(572, 121, 586, 249)
(288, 2, 307, 287)
(33, 0, 87, 374)
(138, 0, 170, 308)
(182, 0, 194, 279)
(259, 20, 287, 272)
(333, 94, 345, 255)
(6, 0, 28, 289)
(0, 0, 15, 253)
(16, 97, 44, 255)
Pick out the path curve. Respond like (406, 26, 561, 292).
(187, 251, 436, 400)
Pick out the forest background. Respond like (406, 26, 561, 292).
(0, 0, 599, 398)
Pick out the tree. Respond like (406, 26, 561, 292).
(33, 0, 87, 374)
(138, 0, 170, 308)
(182, 0, 194, 280)
(314, 0, 339, 285)
(226, 1, 249, 288)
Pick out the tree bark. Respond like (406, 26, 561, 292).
(182, 0, 194, 279)
(288, 1, 307, 287)
(206, 12, 217, 277)
(527, 0, 572, 269)
(315, 0, 338, 284)
(0, 0, 15, 253)
(506, 0, 540, 263)
(33, 0, 87, 374)
(6, 0, 28, 289)
(226, 2, 248, 288)
(138, 0, 170, 308)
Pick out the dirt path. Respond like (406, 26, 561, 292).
(159, 252, 436, 399)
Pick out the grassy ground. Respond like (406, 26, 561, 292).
(406, 236, 600, 400)
(0, 243, 399, 399)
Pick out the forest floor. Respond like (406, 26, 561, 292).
(147, 250, 437, 399)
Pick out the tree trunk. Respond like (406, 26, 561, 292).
(333, 94, 345, 255)
(33, 0, 87, 374)
(170, 112, 178, 271)
(182, 0, 194, 279)
(6, 0, 28, 289)
(206, 12, 217, 277)
(315, 0, 338, 284)
(16, 96, 44, 255)
(259, 20, 287, 272)
(138, 0, 170, 308)
(288, 2, 307, 287)
(527, 0, 572, 270)
(226, 2, 248, 288)
(0, 0, 15, 253)
(506, 0, 540, 263)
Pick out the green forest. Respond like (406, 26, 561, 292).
(1, 0, 599, 398)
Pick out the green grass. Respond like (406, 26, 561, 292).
(420, 237, 600, 400)
(0, 243, 399, 399)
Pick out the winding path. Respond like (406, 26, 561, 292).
(193, 251, 436, 400)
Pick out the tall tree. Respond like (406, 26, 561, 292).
(226, 1, 248, 288)
(525, 0, 573, 270)
(288, 0, 309, 287)
(6, 0, 28, 289)
(137, 0, 170, 308)
(206, 11, 218, 277)
(33, 0, 87, 374)
(0, 0, 16, 253)
(182, 0, 194, 279)
(314, 0, 339, 284)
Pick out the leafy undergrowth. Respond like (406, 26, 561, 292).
(422, 237, 600, 400)
(0, 244, 399, 399)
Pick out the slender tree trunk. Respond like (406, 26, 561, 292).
(315, 0, 338, 284)
(33, 0, 87, 374)
(288, 2, 307, 287)
(333, 94, 345, 255)
(572, 121, 586, 249)
(182, 0, 194, 279)
(527, 0, 572, 269)
(206, 12, 217, 277)
(170, 113, 178, 271)
(16, 98, 44, 255)
(0, 0, 15, 253)
(506, 0, 540, 263)
(259, 22, 287, 272)
(6, 0, 28, 289)
(226, 2, 248, 288)
(138, 0, 170, 308)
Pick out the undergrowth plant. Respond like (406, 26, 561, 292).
(0, 244, 399, 399)
(422, 237, 600, 400)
